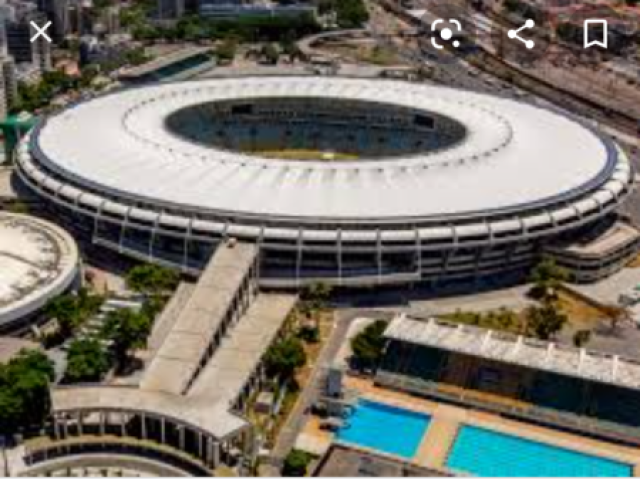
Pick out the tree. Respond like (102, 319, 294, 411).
(125, 264, 179, 296)
(301, 282, 332, 308)
(45, 295, 82, 337)
(351, 320, 387, 370)
(65, 339, 110, 383)
(261, 43, 280, 65)
(45, 289, 103, 338)
(298, 323, 320, 343)
(525, 300, 568, 340)
(573, 329, 592, 348)
(282, 40, 305, 62)
(102, 308, 152, 367)
(329, 0, 370, 29)
(282, 449, 313, 476)
(528, 257, 569, 301)
(216, 38, 238, 64)
(265, 338, 306, 379)
(0, 350, 54, 436)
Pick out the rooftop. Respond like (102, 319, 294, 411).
(118, 46, 211, 79)
(0, 213, 79, 327)
(141, 241, 258, 395)
(552, 221, 640, 257)
(384, 314, 640, 392)
(31, 76, 625, 224)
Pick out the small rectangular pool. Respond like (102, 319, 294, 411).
(447, 425, 633, 477)
(336, 399, 431, 459)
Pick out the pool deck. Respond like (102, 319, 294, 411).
(298, 376, 640, 475)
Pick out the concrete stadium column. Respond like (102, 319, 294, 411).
(213, 440, 220, 467)
(61, 414, 69, 438)
(160, 417, 166, 444)
(178, 425, 185, 450)
(120, 413, 127, 436)
(182, 229, 191, 272)
(296, 240, 303, 286)
(376, 231, 383, 282)
(415, 230, 422, 273)
(77, 411, 84, 436)
(197, 432, 204, 460)
(337, 237, 343, 284)
(140, 413, 147, 440)
(205, 438, 214, 467)
(53, 415, 61, 440)
(148, 226, 157, 261)
(99, 411, 106, 436)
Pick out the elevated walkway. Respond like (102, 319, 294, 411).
(189, 294, 297, 407)
(47, 240, 296, 472)
(141, 241, 258, 395)
(146, 282, 196, 355)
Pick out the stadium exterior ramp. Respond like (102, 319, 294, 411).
(38, 241, 297, 474)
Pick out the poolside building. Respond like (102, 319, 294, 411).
(377, 314, 640, 445)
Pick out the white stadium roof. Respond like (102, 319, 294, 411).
(31, 77, 623, 224)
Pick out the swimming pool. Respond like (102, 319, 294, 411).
(447, 425, 633, 477)
(336, 399, 431, 459)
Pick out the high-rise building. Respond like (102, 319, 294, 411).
(0, 52, 16, 119)
(158, 0, 185, 19)
(1, 55, 18, 110)
(0, 69, 7, 120)
(5, 11, 52, 72)
(37, 0, 69, 42)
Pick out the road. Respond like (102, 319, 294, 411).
(371, 0, 640, 138)
(264, 309, 388, 474)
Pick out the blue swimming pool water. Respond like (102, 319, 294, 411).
(447, 425, 633, 477)
(336, 399, 431, 459)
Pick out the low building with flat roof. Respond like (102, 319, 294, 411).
(377, 314, 640, 445)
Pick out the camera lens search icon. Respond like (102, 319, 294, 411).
(431, 19, 462, 49)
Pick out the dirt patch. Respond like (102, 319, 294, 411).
(557, 290, 607, 330)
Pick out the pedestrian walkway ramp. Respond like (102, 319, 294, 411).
(141, 241, 259, 395)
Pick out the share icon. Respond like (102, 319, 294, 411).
(508, 19, 535, 49)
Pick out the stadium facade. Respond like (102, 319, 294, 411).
(16, 77, 635, 288)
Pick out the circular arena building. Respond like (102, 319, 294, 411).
(16, 77, 633, 288)
(0, 213, 80, 330)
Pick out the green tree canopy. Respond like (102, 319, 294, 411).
(282, 449, 313, 476)
(216, 38, 239, 63)
(125, 264, 179, 296)
(528, 256, 569, 301)
(573, 329, 592, 348)
(321, 0, 369, 29)
(525, 300, 568, 340)
(351, 320, 387, 369)
(65, 339, 110, 383)
(265, 337, 306, 379)
(102, 308, 152, 366)
(261, 43, 280, 64)
(45, 289, 103, 338)
(0, 350, 54, 436)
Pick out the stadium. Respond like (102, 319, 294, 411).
(16, 76, 635, 288)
